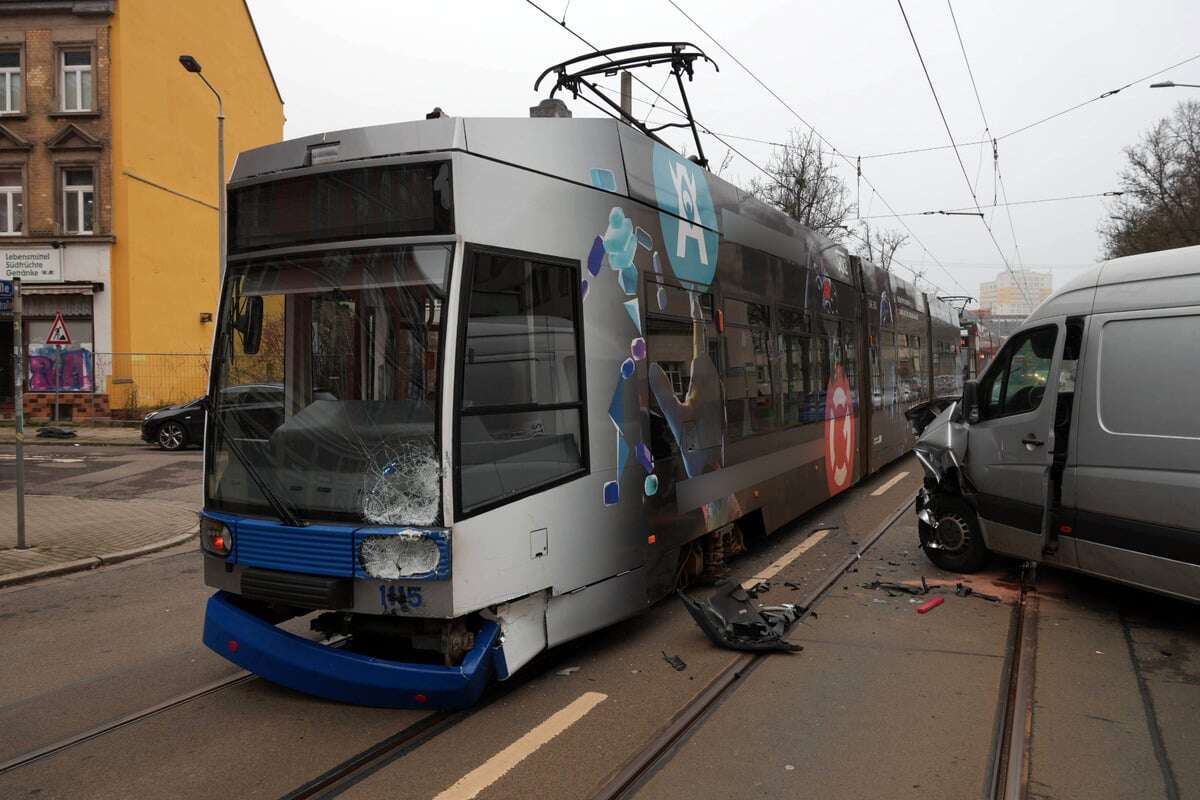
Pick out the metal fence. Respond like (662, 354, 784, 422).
(23, 351, 210, 420)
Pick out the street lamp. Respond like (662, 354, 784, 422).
(179, 54, 226, 279)
(1150, 81, 1200, 89)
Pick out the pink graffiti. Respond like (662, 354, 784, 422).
(29, 347, 93, 392)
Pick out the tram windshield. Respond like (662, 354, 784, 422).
(207, 244, 452, 525)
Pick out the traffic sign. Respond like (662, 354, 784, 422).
(46, 311, 72, 345)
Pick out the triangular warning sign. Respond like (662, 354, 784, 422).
(46, 311, 72, 346)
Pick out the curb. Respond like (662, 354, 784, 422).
(0, 439, 152, 448)
(0, 528, 199, 589)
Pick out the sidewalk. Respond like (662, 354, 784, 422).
(0, 465, 199, 586)
(0, 425, 147, 447)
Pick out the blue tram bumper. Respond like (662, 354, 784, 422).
(202, 591, 499, 709)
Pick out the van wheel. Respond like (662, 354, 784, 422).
(919, 496, 990, 573)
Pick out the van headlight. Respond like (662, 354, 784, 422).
(359, 531, 445, 579)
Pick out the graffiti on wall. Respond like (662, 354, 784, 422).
(29, 345, 94, 392)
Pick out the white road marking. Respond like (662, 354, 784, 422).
(871, 471, 910, 497)
(741, 529, 831, 589)
(432, 691, 608, 800)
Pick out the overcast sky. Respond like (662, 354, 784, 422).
(247, 0, 1200, 301)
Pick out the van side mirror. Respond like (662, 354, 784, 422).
(962, 380, 981, 424)
(234, 295, 263, 355)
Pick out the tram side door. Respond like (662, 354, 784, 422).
(964, 319, 1066, 561)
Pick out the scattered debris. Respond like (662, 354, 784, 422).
(863, 579, 929, 596)
(661, 651, 687, 671)
(916, 596, 945, 615)
(744, 581, 771, 598)
(36, 426, 77, 439)
(954, 582, 1001, 603)
(556, 666, 580, 676)
(678, 585, 802, 652)
(785, 765, 795, 771)
(783, 581, 802, 591)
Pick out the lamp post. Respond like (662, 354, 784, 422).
(1149, 81, 1200, 89)
(179, 55, 225, 279)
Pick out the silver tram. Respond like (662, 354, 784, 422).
(199, 112, 962, 707)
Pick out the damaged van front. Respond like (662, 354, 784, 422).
(912, 391, 991, 572)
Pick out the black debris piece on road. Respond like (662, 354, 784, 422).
(677, 585, 803, 653)
(661, 651, 687, 671)
(954, 582, 1001, 603)
(863, 579, 930, 596)
(36, 426, 78, 439)
(744, 581, 771, 598)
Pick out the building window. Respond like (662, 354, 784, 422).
(0, 169, 22, 235)
(61, 49, 92, 112)
(62, 167, 94, 234)
(0, 50, 21, 113)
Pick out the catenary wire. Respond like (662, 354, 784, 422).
(857, 190, 1124, 220)
(523, 0, 949, 292)
(663, 0, 969, 295)
(896, 0, 1030, 304)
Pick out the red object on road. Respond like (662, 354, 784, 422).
(916, 596, 945, 615)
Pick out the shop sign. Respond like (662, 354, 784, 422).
(0, 279, 11, 313)
(1, 248, 63, 283)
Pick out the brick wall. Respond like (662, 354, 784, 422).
(0, 7, 113, 238)
(19, 391, 110, 420)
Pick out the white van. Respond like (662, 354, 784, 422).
(914, 244, 1200, 602)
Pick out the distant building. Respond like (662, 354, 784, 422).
(0, 0, 283, 420)
(978, 269, 1052, 317)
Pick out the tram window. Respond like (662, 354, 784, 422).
(781, 334, 809, 426)
(458, 251, 585, 514)
(724, 300, 775, 438)
(649, 279, 713, 320)
(645, 286, 719, 461)
(777, 307, 805, 332)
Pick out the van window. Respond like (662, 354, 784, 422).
(1099, 315, 1200, 439)
(979, 326, 1057, 418)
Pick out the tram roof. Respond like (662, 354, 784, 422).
(231, 116, 935, 306)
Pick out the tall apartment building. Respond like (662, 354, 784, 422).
(977, 269, 1053, 317)
(0, 0, 283, 419)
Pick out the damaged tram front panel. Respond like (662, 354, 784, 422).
(200, 113, 962, 708)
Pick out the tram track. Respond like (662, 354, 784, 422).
(0, 670, 257, 776)
(989, 562, 1039, 800)
(588, 494, 919, 800)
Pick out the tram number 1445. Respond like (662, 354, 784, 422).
(379, 585, 423, 612)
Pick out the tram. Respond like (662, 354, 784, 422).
(199, 111, 962, 708)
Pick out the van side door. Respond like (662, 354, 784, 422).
(1071, 308, 1200, 600)
(965, 319, 1066, 561)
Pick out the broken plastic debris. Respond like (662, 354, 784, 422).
(916, 596, 945, 614)
(954, 582, 1001, 603)
(863, 580, 929, 596)
(556, 666, 581, 676)
(678, 585, 802, 653)
(661, 651, 687, 671)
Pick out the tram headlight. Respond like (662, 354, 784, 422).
(359, 531, 441, 579)
(200, 516, 233, 557)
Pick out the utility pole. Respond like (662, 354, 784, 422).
(13, 277, 26, 549)
(620, 70, 633, 124)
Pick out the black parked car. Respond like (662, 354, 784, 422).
(141, 397, 206, 451)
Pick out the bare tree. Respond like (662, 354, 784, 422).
(854, 220, 910, 273)
(750, 129, 853, 240)
(1101, 100, 1200, 258)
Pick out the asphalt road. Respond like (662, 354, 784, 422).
(0, 443, 202, 500)
(0, 456, 1196, 800)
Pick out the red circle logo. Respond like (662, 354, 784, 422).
(825, 364, 856, 496)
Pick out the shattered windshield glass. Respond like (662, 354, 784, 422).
(207, 244, 451, 525)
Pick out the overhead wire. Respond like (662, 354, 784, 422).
(896, 0, 1030, 305)
(945, 0, 1033, 301)
(857, 190, 1125, 220)
(662, 0, 968, 295)
(522, 0, 947, 292)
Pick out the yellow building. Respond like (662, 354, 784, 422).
(108, 0, 283, 409)
(0, 0, 282, 420)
